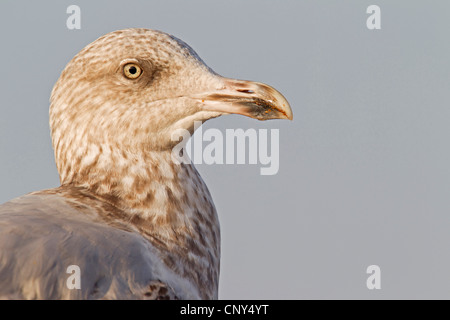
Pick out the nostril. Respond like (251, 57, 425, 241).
(236, 89, 254, 94)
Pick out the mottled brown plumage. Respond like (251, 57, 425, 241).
(0, 28, 292, 299)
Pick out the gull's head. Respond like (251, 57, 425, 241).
(50, 28, 292, 182)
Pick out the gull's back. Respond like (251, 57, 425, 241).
(0, 186, 198, 300)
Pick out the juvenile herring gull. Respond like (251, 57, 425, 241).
(0, 28, 292, 299)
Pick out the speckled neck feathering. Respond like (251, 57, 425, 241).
(0, 28, 292, 299)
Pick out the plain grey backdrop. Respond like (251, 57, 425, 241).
(1, 0, 449, 299)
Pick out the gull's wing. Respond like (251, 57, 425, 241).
(0, 190, 196, 299)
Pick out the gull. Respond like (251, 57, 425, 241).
(0, 28, 292, 299)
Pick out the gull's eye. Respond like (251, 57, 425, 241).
(123, 63, 142, 79)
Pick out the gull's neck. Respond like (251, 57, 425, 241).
(58, 147, 220, 299)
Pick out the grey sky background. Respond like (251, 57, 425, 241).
(1, 0, 450, 299)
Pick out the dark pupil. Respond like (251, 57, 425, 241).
(129, 66, 137, 74)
